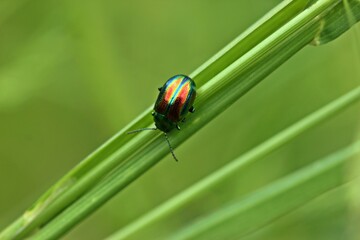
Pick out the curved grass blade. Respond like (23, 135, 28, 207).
(312, 0, 360, 45)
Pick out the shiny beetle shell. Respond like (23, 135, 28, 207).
(152, 74, 196, 132)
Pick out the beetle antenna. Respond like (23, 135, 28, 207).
(164, 133, 178, 162)
(127, 128, 157, 134)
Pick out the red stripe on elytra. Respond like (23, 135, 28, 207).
(167, 81, 190, 122)
(155, 77, 181, 114)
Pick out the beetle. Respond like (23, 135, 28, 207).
(128, 74, 196, 161)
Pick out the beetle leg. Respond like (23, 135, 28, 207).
(176, 124, 181, 130)
(189, 106, 195, 113)
(158, 87, 162, 91)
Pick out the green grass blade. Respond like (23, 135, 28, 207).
(169, 141, 360, 240)
(105, 84, 360, 240)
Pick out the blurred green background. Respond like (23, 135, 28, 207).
(1, 0, 359, 239)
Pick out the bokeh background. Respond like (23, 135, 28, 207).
(1, 0, 360, 239)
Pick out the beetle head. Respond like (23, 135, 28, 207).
(153, 112, 175, 133)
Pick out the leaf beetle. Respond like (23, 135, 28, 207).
(128, 74, 196, 161)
